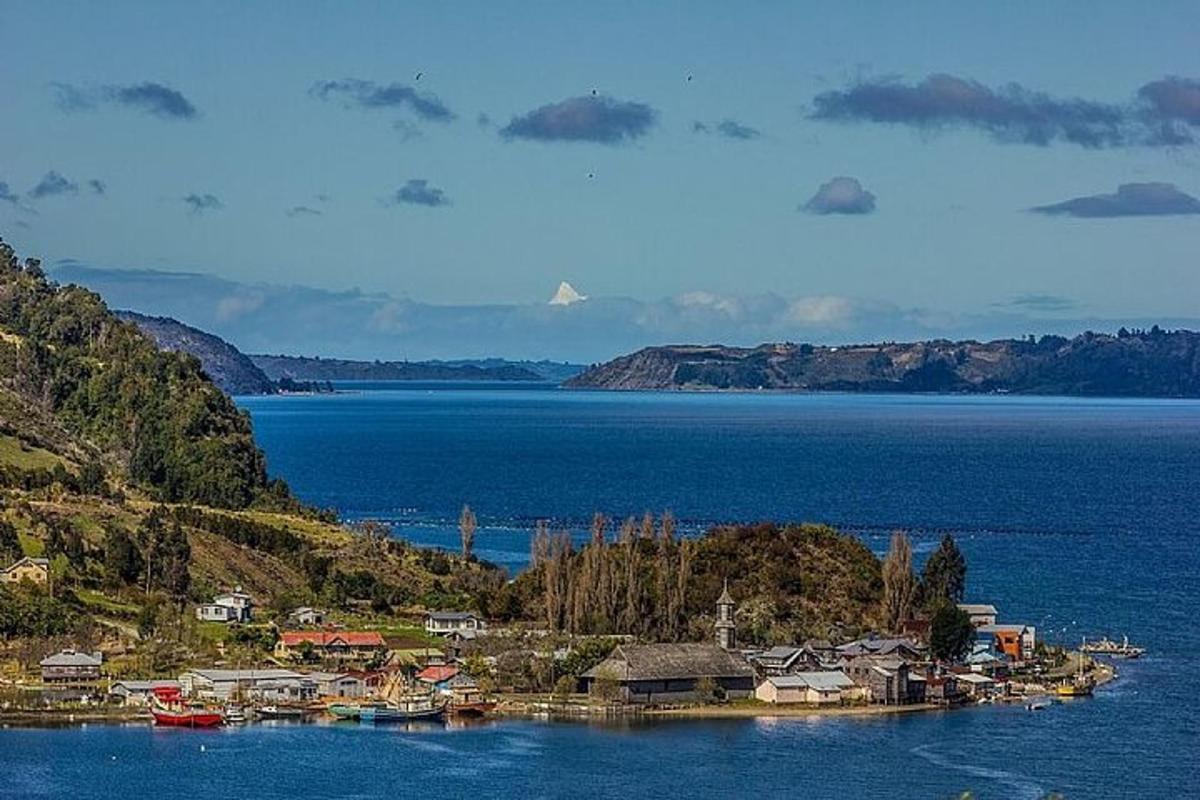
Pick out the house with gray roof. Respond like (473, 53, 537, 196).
(178, 668, 312, 701)
(755, 671, 862, 705)
(581, 643, 756, 704)
(40, 649, 103, 684)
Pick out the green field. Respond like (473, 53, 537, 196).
(0, 434, 65, 471)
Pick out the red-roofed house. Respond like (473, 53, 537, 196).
(416, 665, 460, 691)
(275, 631, 387, 662)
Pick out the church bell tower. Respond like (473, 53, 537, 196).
(715, 580, 736, 650)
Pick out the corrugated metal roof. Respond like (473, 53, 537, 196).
(767, 671, 853, 690)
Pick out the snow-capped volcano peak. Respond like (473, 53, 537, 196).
(549, 281, 587, 306)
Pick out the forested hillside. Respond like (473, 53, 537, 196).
(0, 239, 280, 509)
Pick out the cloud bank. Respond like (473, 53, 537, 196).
(52, 264, 1199, 364)
(501, 95, 657, 144)
(811, 73, 1200, 148)
(803, 176, 876, 215)
(1031, 182, 1200, 217)
(53, 81, 198, 120)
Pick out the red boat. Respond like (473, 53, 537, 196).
(150, 686, 224, 728)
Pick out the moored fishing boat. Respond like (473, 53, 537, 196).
(1081, 635, 1145, 659)
(256, 704, 307, 719)
(327, 701, 385, 721)
(359, 692, 447, 723)
(150, 687, 223, 728)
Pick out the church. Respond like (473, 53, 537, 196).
(580, 584, 755, 704)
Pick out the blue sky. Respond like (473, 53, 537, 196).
(2, 2, 1199, 359)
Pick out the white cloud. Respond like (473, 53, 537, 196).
(786, 296, 855, 325)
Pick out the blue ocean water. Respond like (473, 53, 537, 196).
(4, 384, 1198, 798)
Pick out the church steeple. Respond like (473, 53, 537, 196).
(715, 580, 736, 650)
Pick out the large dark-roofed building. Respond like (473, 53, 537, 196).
(581, 643, 755, 704)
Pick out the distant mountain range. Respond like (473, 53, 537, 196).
(567, 329, 1200, 397)
(249, 354, 575, 383)
(118, 312, 580, 394)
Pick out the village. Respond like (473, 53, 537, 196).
(1, 551, 1123, 726)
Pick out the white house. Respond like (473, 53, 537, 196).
(195, 586, 253, 623)
(425, 611, 486, 636)
(288, 606, 325, 626)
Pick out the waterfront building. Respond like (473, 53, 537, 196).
(424, 611, 486, 636)
(275, 631, 387, 661)
(416, 665, 460, 692)
(755, 672, 859, 705)
(580, 643, 756, 704)
(178, 668, 312, 702)
(40, 649, 102, 684)
(1, 556, 49, 586)
(955, 672, 997, 699)
(958, 603, 999, 627)
(108, 680, 181, 706)
(306, 671, 366, 698)
(843, 655, 911, 704)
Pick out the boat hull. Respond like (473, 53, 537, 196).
(152, 709, 224, 728)
(360, 705, 446, 723)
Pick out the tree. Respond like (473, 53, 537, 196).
(590, 666, 620, 704)
(929, 602, 974, 662)
(459, 505, 477, 560)
(881, 531, 917, 632)
(922, 534, 967, 608)
(159, 519, 192, 600)
(0, 519, 20, 563)
(137, 507, 167, 595)
(103, 525, 143, 588)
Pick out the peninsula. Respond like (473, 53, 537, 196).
(566, 331, 1200, 397)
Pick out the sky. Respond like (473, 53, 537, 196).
(2, 2, 1199, 360)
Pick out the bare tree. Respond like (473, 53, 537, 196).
(459, 505, 477, 560)
(881, 531, 917, 633)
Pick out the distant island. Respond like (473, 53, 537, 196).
(567, 330, 1200, 397)
(250, 354, 576, 384)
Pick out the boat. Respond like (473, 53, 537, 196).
(150, 687, 223, 728)
(327, 701, 385, 721)
(1080, 635, 1145, 659)
(1055, 642, 1096, 697)
(1026, 698, 1053, 711)
(1055, 678, 1095, 697)
(360, 698, 447, 723)
(450, 700, 497, 717)
(256, 704, 307, 719)
(223, 704, 248, 724)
